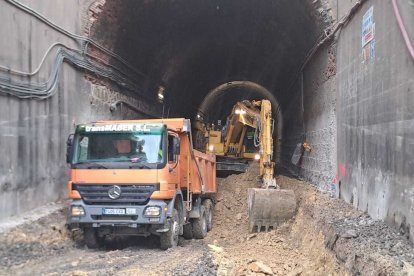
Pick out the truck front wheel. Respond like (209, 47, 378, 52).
(160, 208, 180, 250)
(192, 205, 207, 239)
(83, 227, 102, 249)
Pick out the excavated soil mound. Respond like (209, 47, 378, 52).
(206, 163, 347, 275)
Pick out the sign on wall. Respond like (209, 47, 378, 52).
(362, 6, 375, 62)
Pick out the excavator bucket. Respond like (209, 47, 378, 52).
(247, 188, 296, 233)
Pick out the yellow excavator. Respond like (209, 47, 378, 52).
(202, 100, 296, 232)
(204, 100, 261, 173)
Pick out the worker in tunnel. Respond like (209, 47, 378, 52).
(109, 137, 148, 162)
(129, 138, 148, 162)
(112, 139, 132, 156)
(135, 140, 148, 161)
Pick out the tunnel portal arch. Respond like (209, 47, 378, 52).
(197, 81, 283, 163)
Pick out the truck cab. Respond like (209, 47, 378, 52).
(66, 119, 216, 249)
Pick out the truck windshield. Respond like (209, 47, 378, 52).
(72, 132, 165, 169)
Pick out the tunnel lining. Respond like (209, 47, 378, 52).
(197, 81, 283, 162)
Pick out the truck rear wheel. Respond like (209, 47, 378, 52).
(182, 223, 193, 240)
(202, 199, 213, 231)
(160, 208, 180, 250)
(83, 227, 102, 249)
(192, 205, 207, 239)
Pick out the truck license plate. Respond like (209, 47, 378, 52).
(102, 208, 126, 215)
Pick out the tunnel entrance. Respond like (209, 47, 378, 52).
(197, 81, 281, 128)
(197, 80, 283, 161)
(90, 0, 325, 165)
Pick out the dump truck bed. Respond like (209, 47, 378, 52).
(178, 131, 216, 195)
(190, 149, 216, 194)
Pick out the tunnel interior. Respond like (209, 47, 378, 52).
(90, 0, 326, 162)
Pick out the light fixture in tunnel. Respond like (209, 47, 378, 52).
(157, 86, 165, 102)
(235, 109, 246, 115)
(196, 113, 205, 121)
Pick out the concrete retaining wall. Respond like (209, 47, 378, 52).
(336, 0, 414, 242)
(0, 0, 159, 220)
(282, 0, 414, 243)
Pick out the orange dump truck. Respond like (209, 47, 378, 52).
(66, 118, 216, 249)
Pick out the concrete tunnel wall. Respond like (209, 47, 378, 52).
(283, 0, 414, 242)
(336, 0, 414, 242)
(0, 0, 163, 220)
(0, 0, 413, 244)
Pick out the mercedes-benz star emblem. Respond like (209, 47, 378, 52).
(108, 185, 122, 200)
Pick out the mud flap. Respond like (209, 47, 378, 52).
(247, 188, 296, 233)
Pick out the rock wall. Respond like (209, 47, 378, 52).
(281, 43, 338, 197)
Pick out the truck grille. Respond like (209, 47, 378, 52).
(72, 184, 160, 205)
(91, 215, 138, 220)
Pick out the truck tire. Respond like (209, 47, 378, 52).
(83, 227, 102, 249)
(160, 208, 180, 250)
(192, 205, 207, 239)
(202, 199, 213, 231)
(182, 222, 193, 240)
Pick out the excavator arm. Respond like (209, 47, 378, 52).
(247, 100, 296, 232)
(254, 100, 277, 189)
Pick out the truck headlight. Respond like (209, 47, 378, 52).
(71, 206, 85, 216)
(254, 153, 260, 160)
(144, 206, 161, 217)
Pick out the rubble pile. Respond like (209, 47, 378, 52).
(206, 164, 346, 275)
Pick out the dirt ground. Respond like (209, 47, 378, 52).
(0, 207, 214, 276)
(1, 164, 413, 275)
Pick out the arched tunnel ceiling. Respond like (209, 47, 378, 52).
(94, 0, 324, 121)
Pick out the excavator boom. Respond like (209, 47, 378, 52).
(246, 100, 296, 232)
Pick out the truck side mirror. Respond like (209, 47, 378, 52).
(173, 137, 180, 155)
(66, 134, 74, 164)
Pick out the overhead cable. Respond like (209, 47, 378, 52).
(0, 0, 154, 100)
(4, 0, 147, 79)
(0, 47, 141, 99)
(392, 0, 414, 60)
